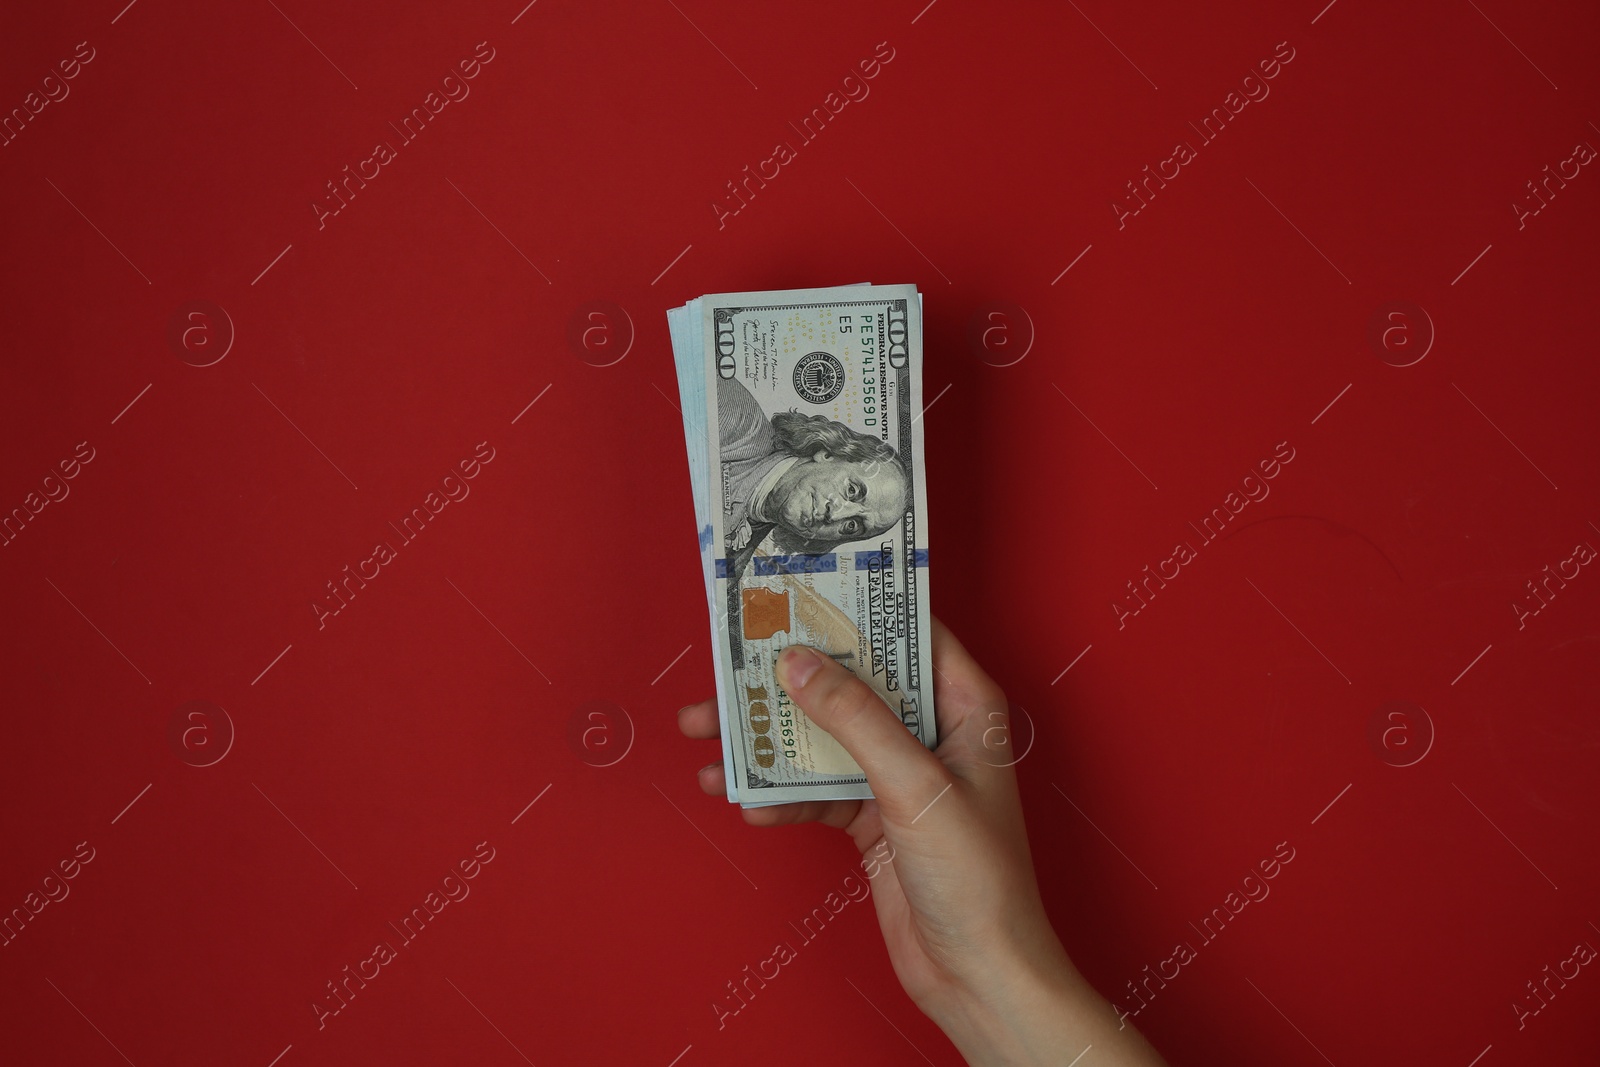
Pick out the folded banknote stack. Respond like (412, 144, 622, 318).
(666, 284, 935, 807)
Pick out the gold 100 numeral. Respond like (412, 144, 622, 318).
(746, 685, 775, 768)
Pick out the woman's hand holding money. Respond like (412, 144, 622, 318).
(678, 618, 1168, 1067)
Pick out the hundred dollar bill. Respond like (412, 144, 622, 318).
(668, 284, 935, 806)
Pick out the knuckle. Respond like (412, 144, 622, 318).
(818, 672, 882, 728)
(891, 766, 959, 823)
(919, 760, 958, 796)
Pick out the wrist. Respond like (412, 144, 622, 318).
(921, 930, 1089, 1065)
(920, 929, 1161, 1067)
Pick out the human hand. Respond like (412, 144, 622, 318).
(677, 617, 1168, 1066)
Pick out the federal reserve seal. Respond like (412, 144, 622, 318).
(792, 350, 845, 403)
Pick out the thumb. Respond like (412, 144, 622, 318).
(775, 645, 950, 819)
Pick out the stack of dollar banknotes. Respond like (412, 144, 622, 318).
(667, 284, 936, 807)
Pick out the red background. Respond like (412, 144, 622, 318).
(2, 1, 1597, 1064)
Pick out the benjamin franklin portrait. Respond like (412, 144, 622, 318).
(718, 377, 908, 578)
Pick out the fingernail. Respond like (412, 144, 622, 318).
(699, 762, 721, 775)
(778, 646, 823, 690)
